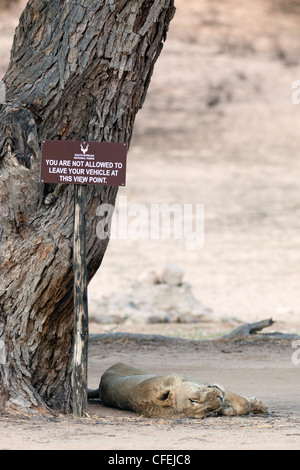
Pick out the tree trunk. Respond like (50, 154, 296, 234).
(0, 0, 175, 414)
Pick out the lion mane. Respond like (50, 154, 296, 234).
(88, 363, 267, 419)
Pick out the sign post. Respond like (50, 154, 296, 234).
(73, 183, 88, 417)
(40, 140, 127, 417)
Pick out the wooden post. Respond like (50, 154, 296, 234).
(73, 184, 88, 417)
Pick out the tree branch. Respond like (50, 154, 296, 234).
(221, 318, 275, 339)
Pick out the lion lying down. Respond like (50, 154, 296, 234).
(88, 362, 267, 419)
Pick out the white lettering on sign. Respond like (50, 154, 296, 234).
(42, 157, 124, 186)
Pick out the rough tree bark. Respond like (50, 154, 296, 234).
(0, 0, 175, 414)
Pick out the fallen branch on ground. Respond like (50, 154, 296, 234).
(221, 318, 275, 339)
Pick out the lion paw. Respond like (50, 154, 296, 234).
(248, 397, 268, 414)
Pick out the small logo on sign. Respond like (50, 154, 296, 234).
(80, 142, 89, 155)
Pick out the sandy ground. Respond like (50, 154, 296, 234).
(1, 0, 300, 451)
(1, 336, 300, 450)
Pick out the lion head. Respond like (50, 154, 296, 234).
(133, 374, 225, 418)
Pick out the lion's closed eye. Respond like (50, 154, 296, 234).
(189, 398, 198, 404)
(160, 391, 170, 401)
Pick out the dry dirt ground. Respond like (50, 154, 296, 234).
(1, 336, 300, 450)
(1, 0, 300, 450)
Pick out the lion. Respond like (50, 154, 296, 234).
(88, 362, 267, 419)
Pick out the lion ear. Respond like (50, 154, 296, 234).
(154, 389, 173, 407)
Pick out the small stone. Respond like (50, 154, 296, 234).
(138, 270, 160, 284)
(147, 315, 171, 324)
(161, 264, 184, 286)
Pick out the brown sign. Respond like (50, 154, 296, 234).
(40, 140, 127, 186)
